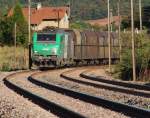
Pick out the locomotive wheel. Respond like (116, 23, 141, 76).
(56, 60, 63, 67)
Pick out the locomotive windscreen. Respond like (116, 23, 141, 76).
(37, 34, 56, 42)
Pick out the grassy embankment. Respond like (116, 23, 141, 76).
(0, 46, 28, 71)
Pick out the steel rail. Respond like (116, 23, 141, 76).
(28, 75, 150, 118)
(60, 72, 150, 98)
(3, 73, 86, 118)
(80, 72, 150, 91)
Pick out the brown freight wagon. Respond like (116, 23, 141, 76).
(67, 30, 119, 64)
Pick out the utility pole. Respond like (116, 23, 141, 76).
(57, 10, 60, 28)
(107, 0, 111, 72)
(110, 9, 113, 32)
(14, 22, 17, 69)
(54, 9, 61, 28)
(28, 0, 32, 69)
(139, 0, 142, 31)
(131, 0, 136, 81)
(67, 1, 71, 28)
(118, 0, 122, 62)
(67, 1, 71, 19)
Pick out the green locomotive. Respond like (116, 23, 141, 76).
(32, 29, 74, 67)
(31, 28, 119, 67)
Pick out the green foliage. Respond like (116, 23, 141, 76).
(13, 3, 25, 23)
(70, 21, 92, 30)
(0, 17, 14, 45)
(0, 0, 150, 22)
(1, 63, 11, 71)
(0, 3, 28, 46)
(143, 6, 150, 28)
(0, 0, 150, 30)
(0, 0, 15, 15)
(115, 32, 150, 81)
(121, 19, 130, 29)
(12, 3, 28, 46)
(70, 21, 106, 31)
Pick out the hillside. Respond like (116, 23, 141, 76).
(0, 0, 150, 21)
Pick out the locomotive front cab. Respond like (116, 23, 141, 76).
(32, 31, 65, 67)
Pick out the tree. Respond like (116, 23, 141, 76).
(0, 3, 28, 46)
(12, 3, 28, 46)
(143, 6, 150, 28)
(0, 16, 14, 45)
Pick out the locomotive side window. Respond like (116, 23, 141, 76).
(37, 34, 56, 42)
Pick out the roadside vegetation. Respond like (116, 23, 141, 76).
(70, 21, 107, 31)
(0, 46, 28, 71)
(114, 32, 150, 82)
(0, 3, 28, 71)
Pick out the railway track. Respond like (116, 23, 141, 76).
(3, 67, 150, 118)
(3, 71, 86, 118)
(3, 69, 128, 118)
(80, 71, 150, 91)
(30, 68, 150, 117)
(60, 70, 150, 98)
(29, 74, 150, 118)
(59, 68, 150, 107)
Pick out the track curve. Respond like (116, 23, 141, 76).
(29, 69, 150, 118)
(80, 71, 150, 91)
(3, 71, 86, 118)
(3, 67, 150, 118)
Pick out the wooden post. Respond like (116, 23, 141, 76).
(14, 22, 17, 69)
(107, 0, 111, 72)
(110, 9, 113, 32)
(118, 0, 122, 62)
(58, 10, 60, 28)
(28, 0, 32, 69)
(67, 1, 71, 28)
(131, 0, 136, 81)
(28, 0, 31, 45)
(139, 0, 142, 31)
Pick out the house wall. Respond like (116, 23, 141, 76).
(32, 13, 69, 31)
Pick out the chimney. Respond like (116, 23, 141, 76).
(37, 3, 42, 10)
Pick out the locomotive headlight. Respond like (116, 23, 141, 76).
(51, 48, 57, 55)
(34, 51, 38, 54)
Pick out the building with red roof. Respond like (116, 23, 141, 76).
(8, 3, 70, 30)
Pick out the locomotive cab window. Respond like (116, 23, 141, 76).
(37, 34, 56, 42)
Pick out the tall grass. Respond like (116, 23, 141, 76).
(0, 46, 28, 71)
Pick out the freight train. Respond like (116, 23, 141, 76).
(31, 28, 119, 67)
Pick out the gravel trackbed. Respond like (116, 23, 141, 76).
(0, 72, 57, 118)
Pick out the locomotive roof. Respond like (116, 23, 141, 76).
(36, 28, 118, 39)
(37, 28, 67, 34)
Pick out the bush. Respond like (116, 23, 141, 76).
(70, 21, 105, 31)
(115, 32, 150, 81)
(1, 63, 10, 71)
